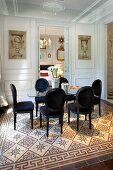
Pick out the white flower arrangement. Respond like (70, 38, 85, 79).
(48, 65, 58, 78)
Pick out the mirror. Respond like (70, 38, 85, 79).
(57, 45, 64, 61)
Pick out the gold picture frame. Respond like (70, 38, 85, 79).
(57, 45, 64, 61)
(9, 30, 26, 59)
(78, 35, 91, 60)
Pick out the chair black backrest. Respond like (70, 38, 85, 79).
(76, 86, 94, 108)
(59, 77, 68, 88)
(92, 79, 102, 97)
(45, 88, 66, 112)
(35, 78, 49, 92)
(10, 84, 17, 107)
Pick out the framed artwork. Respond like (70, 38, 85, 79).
(9, 30, 26, 59)
(78, 35, 91, 60)
(57, 45, 64, 61)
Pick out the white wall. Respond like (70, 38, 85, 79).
(0, 15, 106, 104)
(70, 24, 105, 98)
(1, 16, 37, 103)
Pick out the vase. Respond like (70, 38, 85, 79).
(51, 78, 60, 88)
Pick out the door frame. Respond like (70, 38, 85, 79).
(37, 24, 70, 80)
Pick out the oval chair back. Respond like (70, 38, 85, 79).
(92, 79, 102, 97)
(40, 88, 66, 137)
(76, 86, 94, 109)
(35, 78, 49, 117)
(10, 84, 17, 111)
(92, 79, 102, 116)
(35, 78, 49, 92)
(68, 86, 94, 131)
(46, 88, 66, 113)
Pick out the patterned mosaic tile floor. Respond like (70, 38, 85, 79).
(1, 102, 113, 170)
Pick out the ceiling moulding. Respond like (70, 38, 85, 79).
(72, 0, 105, 23)
(13, 0, 18, 16)
(78, 0, 113, 24)
(0, 0, 8, 15)
(36, 18, 71, 26)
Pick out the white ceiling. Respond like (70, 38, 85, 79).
(0, 0, 109, 22)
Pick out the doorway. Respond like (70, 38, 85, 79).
(107, 22, 113, 100)
(39, 25, 65, 85)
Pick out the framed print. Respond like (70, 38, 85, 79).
(57, 45, 64, 61)
(78, 35, 91, 60)
(9, 30, 26, 59)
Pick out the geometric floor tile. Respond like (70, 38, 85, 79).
(52, 136, 72, 150)
(74, 133, 92, 146)
(18, 136, 37, 148)
(40, 134, 59, 144)
(1, 101, 113, 170)
(3, 144, 27, 162)
(17, 150, 40, 162)
(6, 131, 26, 143)
(29, 129, 46, 140)
(92, 129, 109, 141)
(2, 139, 15, 153)
(29, 141, 51, 156)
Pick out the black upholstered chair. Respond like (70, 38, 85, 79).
(40, 88, 66, 137)
(35, 78, 49, 117)
(92, 79, 102, 116)
(68, 86, 94, 131)
(10, 84, 34, 130)
(59, 77, 76, 104)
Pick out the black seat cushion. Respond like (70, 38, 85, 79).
(35, 96, 45, 102)
(68, 102, 92, 113)
(15, 101, 34, 112)
(40, 105, 63, 117)
(65, 94, 76, 101)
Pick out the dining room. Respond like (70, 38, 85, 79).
(1, 0, 113, 169)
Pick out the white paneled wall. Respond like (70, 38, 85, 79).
(2, 16, 37, 104)
(0, 15, 107, 104)
(70, 24, 98, 86)
(70, 23, 106, 99)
